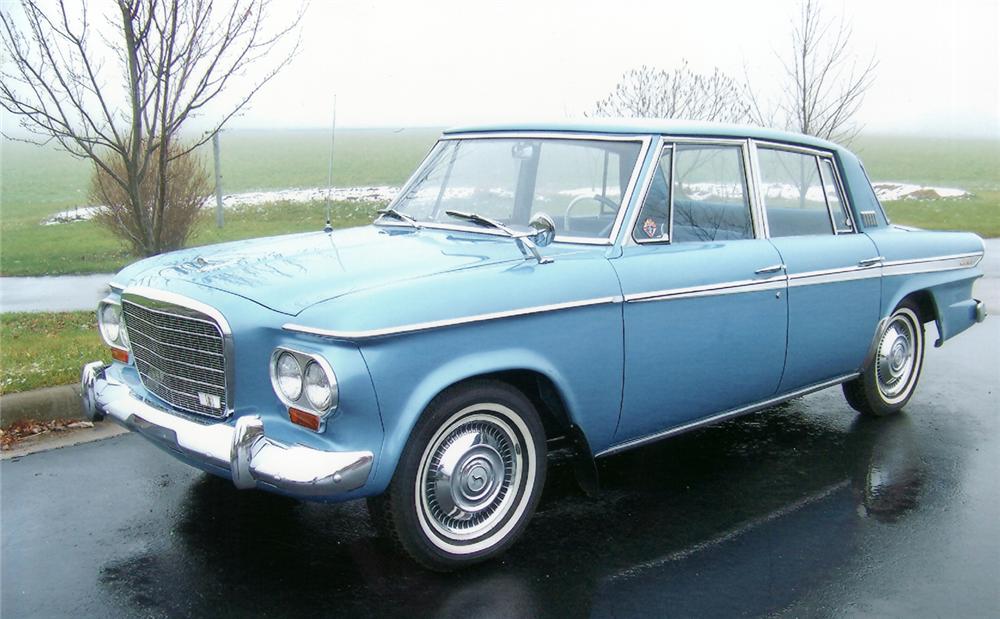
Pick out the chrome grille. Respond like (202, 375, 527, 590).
(123, 297, 229, 418)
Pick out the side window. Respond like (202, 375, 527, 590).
(820, 158, 853, 233)
(632, 147, 672, 241)
(757, 148, 833, 237)
(671, 144, 753, 242)
(533, 140, 641, 238)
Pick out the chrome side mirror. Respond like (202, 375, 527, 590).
(529, 212, 556, 247)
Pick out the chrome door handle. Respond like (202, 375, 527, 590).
(754, 264, 786, 275)
(858, 256, 885, 267)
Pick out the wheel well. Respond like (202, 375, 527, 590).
(448, 370, 574, 442)
(900, 290, 938, 325)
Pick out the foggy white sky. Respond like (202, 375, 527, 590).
(4, 0, 999, 137)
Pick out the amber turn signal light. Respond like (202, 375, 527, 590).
(288, 407, 321, 431)
(111, 348, 130, 363)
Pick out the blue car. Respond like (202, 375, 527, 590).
(81, 121, 987, 570)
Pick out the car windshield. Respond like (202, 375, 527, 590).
(387, 137, 644, 240)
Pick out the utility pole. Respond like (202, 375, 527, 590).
(213, 131, 224, 228)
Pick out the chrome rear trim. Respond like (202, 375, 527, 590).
(881, 252, 983, 276)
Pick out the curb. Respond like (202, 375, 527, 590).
(1, 421, 128, 459)
(0, 384, 84, 428)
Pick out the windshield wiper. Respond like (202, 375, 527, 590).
(375, 207, 421, 229)
(444, 210, 552, 264)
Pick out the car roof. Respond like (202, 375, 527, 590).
(442, 119, 846, 153)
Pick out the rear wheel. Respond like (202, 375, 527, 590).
(844, 301, 925, 417)
(368, 380, 547, 571)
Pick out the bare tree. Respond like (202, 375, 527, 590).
(749, 0, 877, 143)
(0, 0, 303, 255)
(590, 61, 754, 123)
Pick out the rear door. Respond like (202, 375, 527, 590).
(751, 142, 882, 392)
(611, 139, 788, 444)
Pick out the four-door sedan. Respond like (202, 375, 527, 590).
(81, 121, 987, 570)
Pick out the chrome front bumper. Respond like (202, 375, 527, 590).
(975, 299, 987, 323)
(81, 361, 373, 498)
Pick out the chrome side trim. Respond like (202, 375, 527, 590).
(787, 265, 881, 287)
(624, 276, 786, 303)
(596, 373, 860, 457)
(881, 252, 984, 276)
(283, 295, 623, 341)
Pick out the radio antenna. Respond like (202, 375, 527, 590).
(324, 94, 337, 233)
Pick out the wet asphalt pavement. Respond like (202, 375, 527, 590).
(3, 316, 998, 618)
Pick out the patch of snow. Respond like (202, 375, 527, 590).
(38, 180, 974, 226)
(871, 182, 969, 201)
(42, 185, 401, 225)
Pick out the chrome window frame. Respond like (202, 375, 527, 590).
(750, 140, 858, 238)
(624, 137, 761, 246)
(379, 131, 652, 246)
(817, 158, 854, 233)
(121, 286, 236, 419)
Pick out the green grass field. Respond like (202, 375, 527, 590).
(1, 128, 438, 276)
(0, 311, 110, 395)
(1, 129, 997, 277)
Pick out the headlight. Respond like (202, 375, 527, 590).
(98, 302, 127, 349)
(275, 352, 303, 400)
(270, 348, 339, 430)
(304, 361, 337, 411)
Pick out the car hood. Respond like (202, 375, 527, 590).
(112, 225, 568, 315)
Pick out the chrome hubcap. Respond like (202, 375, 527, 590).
(876, 315, 917, 399)
(418, 411, 523, 540)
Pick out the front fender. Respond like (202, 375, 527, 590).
(357, 303, 624, 494)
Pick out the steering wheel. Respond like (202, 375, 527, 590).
(563, 194, 619, 233)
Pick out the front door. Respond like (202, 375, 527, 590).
(612, 141, 788, 444)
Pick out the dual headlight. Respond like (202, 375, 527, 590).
(270, 348, 339, 415)
(98, 301, 129, 351)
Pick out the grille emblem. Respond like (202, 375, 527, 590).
(198, 392, 222, 409)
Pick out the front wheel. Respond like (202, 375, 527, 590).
(844, 301, 925, 417)
(368, 380, 547, 571)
